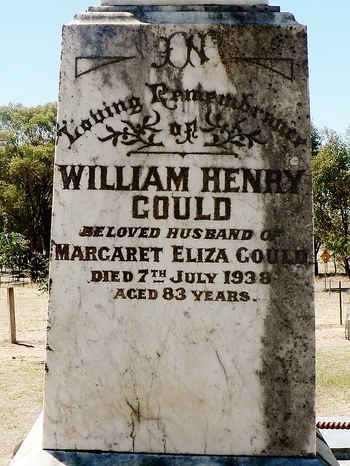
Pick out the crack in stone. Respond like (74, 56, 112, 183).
(215, 349, 228, 382)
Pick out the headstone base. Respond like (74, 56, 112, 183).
(10, 415, 339, 466)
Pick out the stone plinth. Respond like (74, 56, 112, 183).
(100, 1, 269, 5)
(42, 3, 315, 460)
(11, 415, 340, 466)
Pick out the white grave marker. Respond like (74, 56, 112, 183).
(43, 2, 315, 458)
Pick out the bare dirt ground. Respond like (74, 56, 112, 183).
(0, 277, 349, 465)
(0, 283, 47, 466)
(315, 275, 350, 415)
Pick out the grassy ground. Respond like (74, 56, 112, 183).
(0, 284, 47, 466)
(315, 275, 350, 415)
(0, 278, 349, 465)
(317, 344, 350, 414)
(0, 359, 44, 429)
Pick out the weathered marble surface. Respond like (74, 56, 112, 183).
(43, 4, 314, 458)
(86, 6, 291, 25)
(11, 415, 339, 466)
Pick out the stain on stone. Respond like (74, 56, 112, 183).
(206, 21, 315, 455)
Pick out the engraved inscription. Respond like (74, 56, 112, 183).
(53, 28, 310, 312)
(75, 56, 135, 78)
(152, 32, 210, 69)
(202, 112, 266, 154)
(56, 97, 143, 149)
(52, 160, 309, 305)
(98, 111, 164, 152)
(233, 58, 294, 81)
(56, 87, 306, 152)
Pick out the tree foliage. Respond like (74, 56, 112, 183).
(311, 123, 323, 158)
(0, 103, 56, 280)
(0, 232, 29, 275)
(312, 128, 350, 276)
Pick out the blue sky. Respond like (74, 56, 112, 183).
(0, 1, 349, 135)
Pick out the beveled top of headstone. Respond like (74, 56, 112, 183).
(100, 1, 269, 5)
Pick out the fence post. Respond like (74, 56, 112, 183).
(339, 281, 343, 326)
(8, 287, 16, 343)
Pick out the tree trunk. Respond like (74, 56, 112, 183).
(333, 256, 337, 276)
(344, 258, 350, 278)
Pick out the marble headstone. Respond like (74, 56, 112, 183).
(43, 2, 315, 459)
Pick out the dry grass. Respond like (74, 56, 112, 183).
(0, 283, 47, 466)
(316, 275, 350, 415)
(317, 344, 350, 415)
(0, 278, 349, 465)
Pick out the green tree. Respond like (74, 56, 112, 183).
(0, 232, 29, 275)
(311, 122, 323, 158)
(312, 128, 350, 276)
(0, 103, 56, 280)
(311, 123, 324, 275)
